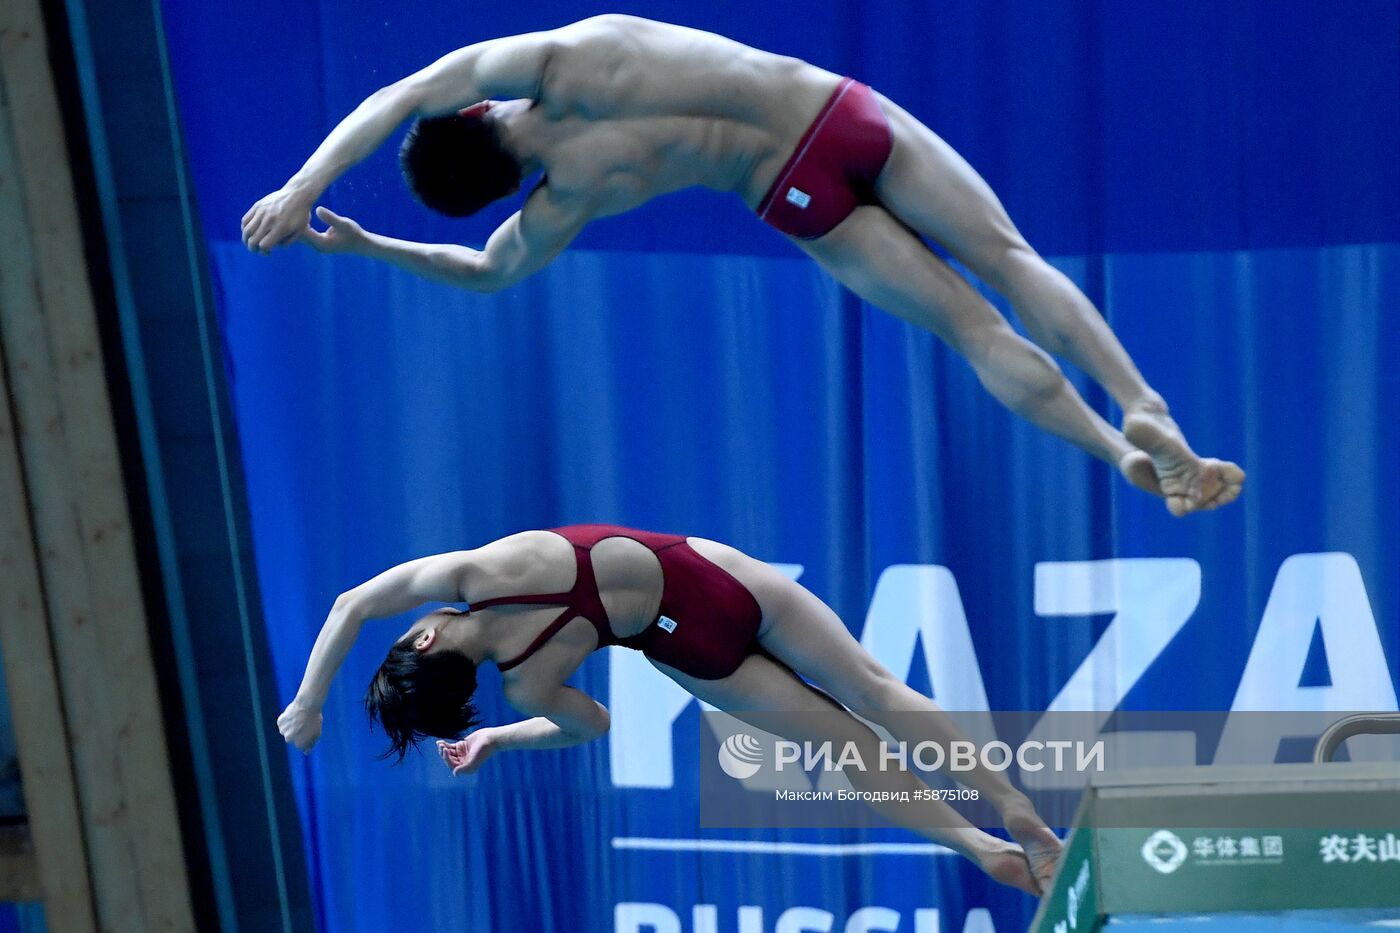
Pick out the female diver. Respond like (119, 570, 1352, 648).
(277, 524, 1062, 895)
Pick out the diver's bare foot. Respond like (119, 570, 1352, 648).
(979, 841, 1041, 897)
(1118, 449, 1163, 498)
(1002, 801, 1063, 893)
(1123, 406, 1245, 516)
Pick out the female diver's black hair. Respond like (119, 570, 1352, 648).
(365, 633, 481, 762)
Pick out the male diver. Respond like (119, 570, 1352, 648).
(244, 15, 1244, 515)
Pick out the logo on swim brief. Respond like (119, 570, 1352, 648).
(785, 187, 812, 209)
(717, 733, 764, 780)
(657, 615, 678, 633)
(1141, 830, 1189, 875)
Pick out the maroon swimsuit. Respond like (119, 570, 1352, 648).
(481, 525, 765, 681)
(755, 77, 895, 240)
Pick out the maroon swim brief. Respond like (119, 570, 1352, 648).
(755, 78, 894, 240)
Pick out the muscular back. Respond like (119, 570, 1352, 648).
(506, 16, 844, 210)
(537, 17, 824, 126)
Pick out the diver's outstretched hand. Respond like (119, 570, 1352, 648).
(277, 698, 323, 753)
(242, 185, 314, 254)
(300, 206, 370, 254)
(437, 730, 497, 777)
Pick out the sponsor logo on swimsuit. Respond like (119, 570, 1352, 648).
(657, 615, 678, 633)
(1141, 830, 1189, 874)
(717, 733, 764, 780)
(785, 187, 812, 209)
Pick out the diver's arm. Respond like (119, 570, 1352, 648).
(497, 685, 611, 748)
(299, 186, 592, 292)
(436, 715, 604, 776)
(291, 552, 475, 711)
(467, 187, 594, 290)
(243, 31, 557, 252)
(438, 686, 608, 774)
(290, 34, 556, 196)
(297, 209, 496, 289)
(278, 551, 478, 752)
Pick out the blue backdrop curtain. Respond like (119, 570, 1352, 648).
(160, 2, 1399, 931)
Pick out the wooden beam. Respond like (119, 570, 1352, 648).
(0, 0, 198, 928)
(0, 73, 99, 933)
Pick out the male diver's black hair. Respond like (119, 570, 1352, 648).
(365, 632, 481, 762)
(399, 112, 523, 217)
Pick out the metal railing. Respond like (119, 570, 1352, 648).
(1313, 713, 1400, 763)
